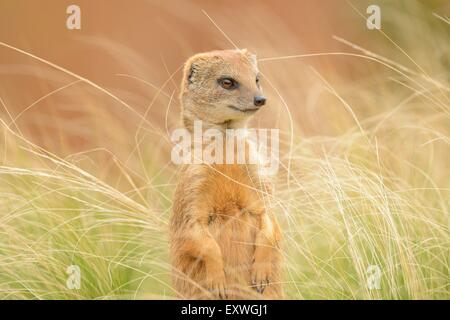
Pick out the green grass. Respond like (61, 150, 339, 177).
(0, 105, 448, 299)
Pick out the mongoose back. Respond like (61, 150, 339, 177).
(170, 49, 283, 299)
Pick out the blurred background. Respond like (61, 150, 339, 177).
(0, 1, 445, 150)
(0, 0, 448, 299)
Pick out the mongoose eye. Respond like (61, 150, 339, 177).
(256, 76, 260, 86)
(218, 77, 238, 90)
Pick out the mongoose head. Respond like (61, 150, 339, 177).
(180, 49, 266, 128)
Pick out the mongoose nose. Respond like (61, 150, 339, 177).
(254, 96, 266, 107)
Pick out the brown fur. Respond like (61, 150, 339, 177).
(170, 49, 283, 299)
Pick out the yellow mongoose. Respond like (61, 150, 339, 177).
(170, 49, 282, 299)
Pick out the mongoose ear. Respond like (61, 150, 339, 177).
(248, 53, 257, 65)
(187, 62, 198, 85)
(242, 49, 257, 65)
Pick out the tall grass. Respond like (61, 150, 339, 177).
(0, 1, 448, 299)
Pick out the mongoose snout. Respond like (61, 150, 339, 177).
(253, 95, 266, 107)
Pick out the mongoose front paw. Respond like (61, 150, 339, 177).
(251, 262, 272, 294)
(206, 269, 228, 299)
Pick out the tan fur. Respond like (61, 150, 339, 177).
(170, 49, 283, 299)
